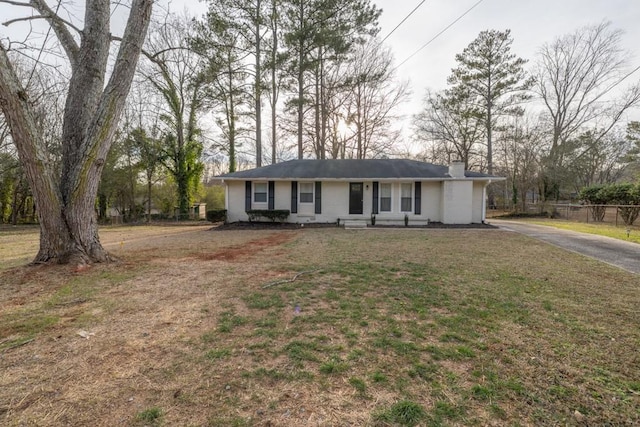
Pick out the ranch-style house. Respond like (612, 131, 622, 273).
(218, 159, 504, 226)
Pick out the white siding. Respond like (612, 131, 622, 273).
(316, 181, 349, 222)
(421, 182, 441, 222)
(225, 178, 488, 225)
(441, 181, 473, 224)
(226, 181, 249, 222)
(274, 181, 290, 210)
(472, 182, 486, 223)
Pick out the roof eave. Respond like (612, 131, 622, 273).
(219, 176, 502, 181)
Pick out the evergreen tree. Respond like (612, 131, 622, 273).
(197, 0, 269, 166)
(192, 6, 253, 172)
(448, 29, 533, 175)
(282, 0, 380, 159)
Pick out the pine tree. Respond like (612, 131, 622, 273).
(448, 29, 533, 176)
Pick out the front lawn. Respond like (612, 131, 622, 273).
(0, 226, 638, 426)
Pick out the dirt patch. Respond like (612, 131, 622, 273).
(197, 232, 298, 262)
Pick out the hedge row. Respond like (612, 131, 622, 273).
(579, 183, 640, 225)
(206, 209, 227, 223)
(246, 209, 290, 222)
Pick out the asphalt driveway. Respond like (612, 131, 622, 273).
(490, 219, 640, 275)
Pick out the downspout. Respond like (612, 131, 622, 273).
(482, 181, 489, 223)
(223, 180, 229, 212)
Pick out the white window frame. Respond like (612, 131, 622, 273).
(400, 182, 413, 213)
(254, 182, 268, 204)
(379, 183, 392, 212)
(299, 182, 314, 204)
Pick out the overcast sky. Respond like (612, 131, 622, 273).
(376, 0, 639, 94)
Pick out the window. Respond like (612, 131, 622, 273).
(401, 183, 412, 212)
(380, 183, 391, 212)
(254, 182, 267, 203)
(300, 182, 314, 203)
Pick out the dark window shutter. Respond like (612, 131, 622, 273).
(414, 182, 422, 215)
(245, 181, 251, 212)
(372, 182, 379, 214)
(291, 181, 298, 214)
(268, 181, 275, 210)
(315, 181, 322, 214)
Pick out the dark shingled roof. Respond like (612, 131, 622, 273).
(219, 159, 495, 180)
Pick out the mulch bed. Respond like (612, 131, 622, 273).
(213, 221, 497, 230)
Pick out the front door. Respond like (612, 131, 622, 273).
(349, 182, 364, 214)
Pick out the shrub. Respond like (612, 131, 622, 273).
(579, 185, 608, 222)
(246, 209, 290, 222)
(580, 183, 640, 225)
(206, 209, 227, 223)
(607, 183, 640, 226)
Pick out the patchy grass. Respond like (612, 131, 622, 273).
(0, 225, 638, 425)
(135, 406, 163, 425)
(0, 225, 41, 269)
(373, 400, 427, 426)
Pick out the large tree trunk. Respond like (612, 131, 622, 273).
(0, 0, 153, 265)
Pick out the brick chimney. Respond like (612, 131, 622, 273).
(448, 160, 465, 178)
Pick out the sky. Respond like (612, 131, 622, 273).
(4, 0, 638, 90)
(376, 0, 639, 94)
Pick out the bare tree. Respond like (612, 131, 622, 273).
(142, 15, 205, 218)
(413, 89, 485, 170)
(621, 121, 640, 179)
(535, 21, 640, 199)
(495, 115, 543, 211)
(565, 128, 629, 191)
(0, 0, 153, 264)
(342, 40, 410, 159)
(0, 55, 66, 224)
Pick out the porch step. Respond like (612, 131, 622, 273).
(343, 220, 368, 229)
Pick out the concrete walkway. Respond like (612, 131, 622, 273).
(490, 219, 640, 275)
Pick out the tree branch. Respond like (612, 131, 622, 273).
(27, 0, 80, 68)
(111, 35, 192, 65)
(261, 269, 321, 289)
(2, 13, 82, 35)
(84, 0, 154, 165)
(0, 0, 31, 6)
